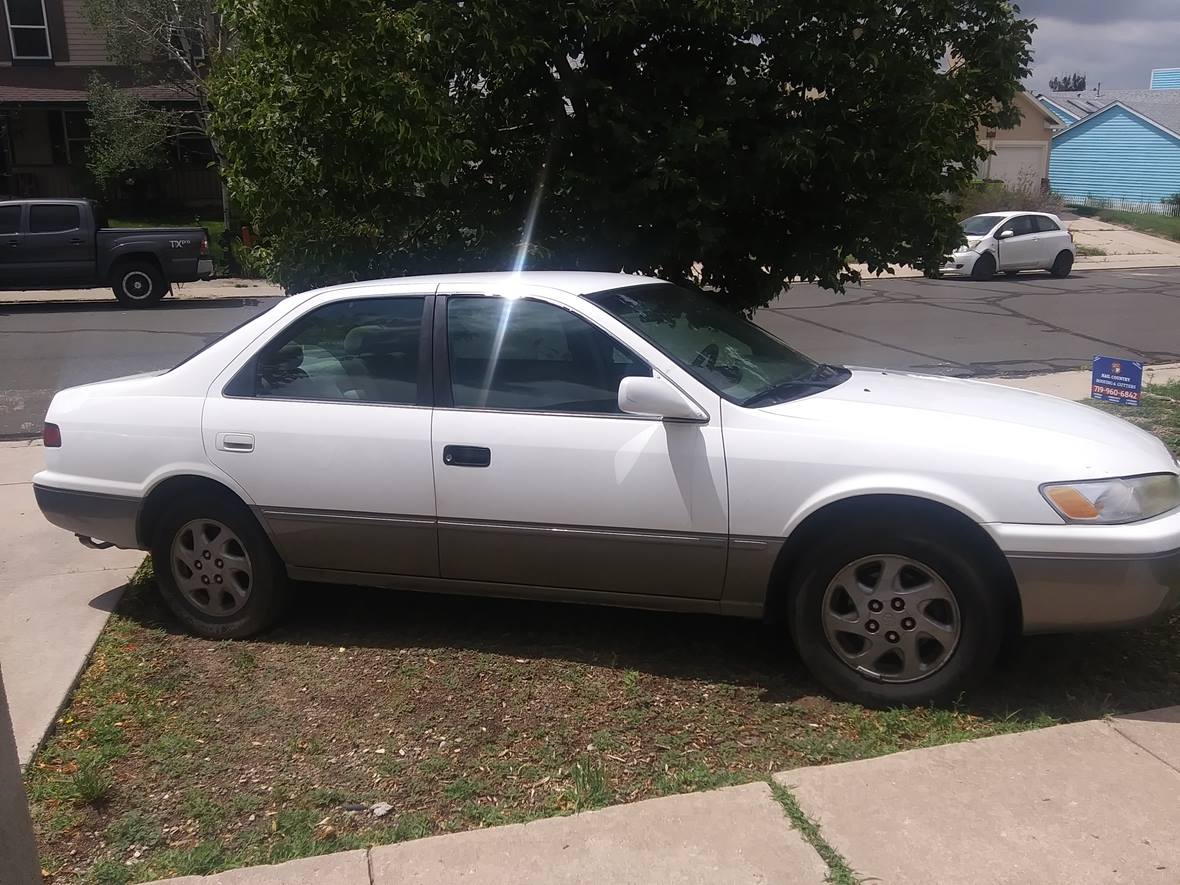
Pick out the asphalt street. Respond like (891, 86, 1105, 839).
(2, 266, 1180, 437)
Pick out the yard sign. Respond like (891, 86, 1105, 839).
(1091, 356, 1143, 407)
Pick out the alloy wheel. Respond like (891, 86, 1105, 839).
(821, 554, 961, 683)
(122, 270, 154, 300)
(170, 518, 253, 616)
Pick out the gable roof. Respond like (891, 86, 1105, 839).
(1051, 100, 1180, 144)
(1016, 89, 1063, 126)
(1036, 94, 1078, 123)
(1044, 88, 1180, 139)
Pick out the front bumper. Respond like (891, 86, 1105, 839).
(940, 250, 982, 276)
(993, 510, 1180, 633)
(33, 484, 142, 549)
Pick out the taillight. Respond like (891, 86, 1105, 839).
(199, 235, 209, 255)
(43, 422, 61, 447)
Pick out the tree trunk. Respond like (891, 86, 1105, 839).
(0, 663, 42, 884)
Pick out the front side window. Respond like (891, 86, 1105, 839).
(28, 204, 78, 233)
(446, 296, 650, 414)
(588, 284, 825, 405)
(248, 297, 424, 404)
(5, 0, 51, 59)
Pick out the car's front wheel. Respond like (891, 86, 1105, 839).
(970, 252, 996, 281)
(788, 520, 1008, 707)
(151, 492, 289, 638)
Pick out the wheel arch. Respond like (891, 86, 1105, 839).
(137, 473, 263, 549)
(108, 251, 165, 280)
(763, 493, 1022, 636)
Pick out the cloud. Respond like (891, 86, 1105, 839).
(1019, 6, 1180, 92)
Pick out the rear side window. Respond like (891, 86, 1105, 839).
(29, 204, 80, 233)
(245, 297, 425, 405)
(0, 205, 20, 234)
(1035, 216, 1061, 232)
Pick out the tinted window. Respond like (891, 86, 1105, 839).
(252, 298, 424, 404)
(29, 204, 79, 233)
(0, 205, 20, 235)
(588, 284, 817, 403)
(447, 297, 650, 413)
(1034, 215, 1060, 232)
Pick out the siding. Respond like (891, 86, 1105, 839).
(61, 0, 110, 65)
(1150, 69, 1180, 90)
(1050, 105, 1180, 204)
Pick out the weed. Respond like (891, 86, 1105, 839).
(771, 782, 859, 885)
(71, 759, 113, 807)
(567, 757, 611, 811)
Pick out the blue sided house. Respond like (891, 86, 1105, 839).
(1039, 90, 1180, 212)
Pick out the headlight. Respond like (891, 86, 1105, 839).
(1041, 474, 1180, 524)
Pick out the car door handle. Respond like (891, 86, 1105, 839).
(5, 239, 17, 247)
(216, 432, 255, 453)
(443, 445, 491, 467)
(69, 238, 84, 246)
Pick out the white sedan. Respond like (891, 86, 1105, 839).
(943, 211, 1076, 280)
(34, 272, 1180, 706)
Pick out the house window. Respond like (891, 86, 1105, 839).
(5, 0, 52, 61)
(169, 26, 205, 61)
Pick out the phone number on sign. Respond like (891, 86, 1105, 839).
(1093, 384, 1139, 401)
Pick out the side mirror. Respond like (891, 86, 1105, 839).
(618, 376, 709, 423)
(998, 229, 1015, 239)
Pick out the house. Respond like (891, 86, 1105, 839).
(976, 90, 1062, 190)
(1037, 86, 1180, 212)
(0, 0, 218, 209)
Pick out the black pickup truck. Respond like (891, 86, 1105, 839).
(0, 199, 213, 306)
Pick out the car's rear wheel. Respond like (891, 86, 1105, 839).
(112, 260, 167, 307)
(788, 520, 1008, 707)
(970, 252, 996, 281)
(1050, 250, 1074, 278)
(151, 492, 289, 638)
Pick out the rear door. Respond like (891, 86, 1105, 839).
(203, 289, 439, 579)
(23, 203, 92, 283)
(0, 203, 25, 286)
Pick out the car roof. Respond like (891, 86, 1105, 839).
(306, 271, 666, 300)
(969, 210, 1058, 219)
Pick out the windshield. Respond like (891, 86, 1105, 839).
(961, 214, 1005, 236)
(587, 283, 822, 403)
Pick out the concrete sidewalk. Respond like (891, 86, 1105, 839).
(0, 277, 282, 305)
(147, 708, 1180, 885)
(982, 362, 1180, 399)
(0, 440, 140, 765)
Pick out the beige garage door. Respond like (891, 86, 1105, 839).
(986, 143, 1047, 189)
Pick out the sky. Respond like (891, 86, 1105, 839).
(1019, 0, 1180, 93)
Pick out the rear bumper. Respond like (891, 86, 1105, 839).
(196, 257, 214, 280)
(33, 484, 142, 549)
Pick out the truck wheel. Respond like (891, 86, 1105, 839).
(112, 261, 167, 307)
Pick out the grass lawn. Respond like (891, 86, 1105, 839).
(108, 217, 229, 276)
(1095, 208, 1180, 243)
(27, 388, 1180, 884)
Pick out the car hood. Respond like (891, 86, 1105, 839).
(760, 368, 1174, 479)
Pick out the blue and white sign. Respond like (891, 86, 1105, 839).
(1091, 356, 1143, 407)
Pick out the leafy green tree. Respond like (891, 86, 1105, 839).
(1048, 72, 1086, 92)
(84, 0, 231, 225)
(212, 1, 1034, 304)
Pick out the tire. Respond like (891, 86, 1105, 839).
(111, 260, 168, 307)
(1050, 250, 1074, 278)
(969, 252, 996, 281)
(151, 491, 290, 639)
(787, 519, 1009, 707)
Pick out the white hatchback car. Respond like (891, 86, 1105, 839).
(943, 211, 1076, 280)
(34, 273, 1180, 706)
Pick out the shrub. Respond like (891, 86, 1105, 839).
(958, 177, 1065, 219)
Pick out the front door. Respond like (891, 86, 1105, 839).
(431, 291, 729, 599)
(995, 214, 1042, 269)
(24, 203, 93, 284)
(203, 292, 438, 578)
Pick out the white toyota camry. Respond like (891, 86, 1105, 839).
(34, 272, 1180, 705)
